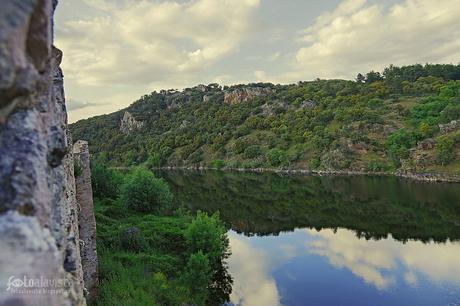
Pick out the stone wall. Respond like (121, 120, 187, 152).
(73, 141, 98, 302)
(0, 1, 95, 305)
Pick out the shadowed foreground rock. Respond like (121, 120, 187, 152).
(0, 1, 96, 305)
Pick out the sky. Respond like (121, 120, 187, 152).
(54, 0, 460, 122)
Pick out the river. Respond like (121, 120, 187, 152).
(158, 170, 460, 306)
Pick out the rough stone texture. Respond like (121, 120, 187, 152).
(73, 141, 98, 302)
(439, 120, 459, 134)
(0, 1, 89, 305)
(417, 138, 436, 150)
(224, 86, 272, 105)
(120, 110, 143, 134)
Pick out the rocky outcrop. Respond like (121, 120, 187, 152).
(439, 120, 459, 134)
(0, 1, 95, 305)
(73, 141, 98, 302)
(120, 110, 143, 134)
(224, 86, 272, 105)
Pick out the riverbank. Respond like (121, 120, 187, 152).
(156, 166, 460, 183)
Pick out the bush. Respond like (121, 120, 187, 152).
(119, 227, 148, 252)
(211, 159, 226, 169)
(436, 136, 455, 165)
(266, 148, 288, 167)
(184, 212, 228, 267)
(181, 251, 212, 306)
(244, 145, 262, 159)
(91, 160, 123, 199)
(120, 168, 173, 213)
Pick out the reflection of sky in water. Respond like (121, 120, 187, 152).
(227, 229, 460, 306)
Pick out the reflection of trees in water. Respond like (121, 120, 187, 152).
(159, 170, 460, 243)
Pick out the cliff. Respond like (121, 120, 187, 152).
(0, 1, 97, 305)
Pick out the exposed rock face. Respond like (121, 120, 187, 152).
(224, 86, 272, 105)
(120, 110, 143, 134)
(0, 1, 94, 305)
(417, 138, 435, 150)
(439, 120, 459, 134)
(73, 141, 98, 302)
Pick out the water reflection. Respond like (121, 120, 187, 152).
(227, 235, 281, 306)
(306, 228, 460, 290)
(158, 171, 460, 306)
(227, 229, 460, 306)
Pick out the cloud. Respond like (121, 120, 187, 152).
(306, 228, 460, 290)
(66, 98, 99, 111)
(228, 234, 281, 306)
(275, 0, 460, 83)
(56, 0, 260, 87)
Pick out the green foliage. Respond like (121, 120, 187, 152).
(211, 159, 226, 169)
(91, 158, 123, 199)
(184, 211, 228, 267)
(244, 145, 262, 159)
(119, 227, 148, 253)
(120, 168, 173, 213)
(387, 129, 416, 163)
(266, 148, 288, 167)
(74, 161, 82, 177)
(94, 164, 232, 306)
(436, 136, 455, 165)
(71, 65, 460, 174)
(181, 251, 212, 306)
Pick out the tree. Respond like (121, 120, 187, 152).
(182, 251, 212, 306)
(91, 159, 123, 199)
(120, 168, 173, 213)
(184, 212, 228, 267)
(365, 71, 383, 84)
(356, 73, 365, 83)
(436, 136, 455, 165)
(244, 145, 262, 159)
(266, 148, 288, 167)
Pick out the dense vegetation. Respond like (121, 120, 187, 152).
(92, 161, 232, 306)
(160, 170, 460, 243)
(71, 63, 460, 175)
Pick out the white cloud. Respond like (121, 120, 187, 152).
(228, 234, 281, 306)
(277, 0, 460, 83)
(306, 228, 460, 290)
(56, 0, 260, 86)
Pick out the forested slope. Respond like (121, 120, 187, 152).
(71, 64, 460, 175)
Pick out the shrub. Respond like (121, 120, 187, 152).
(211, 159, 226, 169)
(436, 136, 455, 165)
(266, 148, 288, 167)
(91, 160, 123, 199)
(184, 212, 228, 267)
(74, 161, 82, 177)
(181, 251, 212, 306)
(119, 227, 148, 252)
(244, 145, 262, 159)
(120, 168, 173, 213)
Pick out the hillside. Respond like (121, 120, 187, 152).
(70, 64, 460, 176)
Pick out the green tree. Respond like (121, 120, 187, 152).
(436, 136, 455, 165)
(184, 212, 228, 267)
(182, 251, 212, 306)
(120, 168, 173, 213)
(266, 148, 288, 167)
(244, 145, 262, 159)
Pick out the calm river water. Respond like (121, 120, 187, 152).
(158, 170, 460, 306)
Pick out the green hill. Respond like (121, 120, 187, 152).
(70, 64, 460, 176)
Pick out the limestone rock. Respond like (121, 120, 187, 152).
(224, 86, 273, 105)
(417, 138, 435, 150)
(0, 1, 89, 305)
(73, 141, 98, 302)
(439, 120, 459, 134)
(120, 110, 143, 134)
